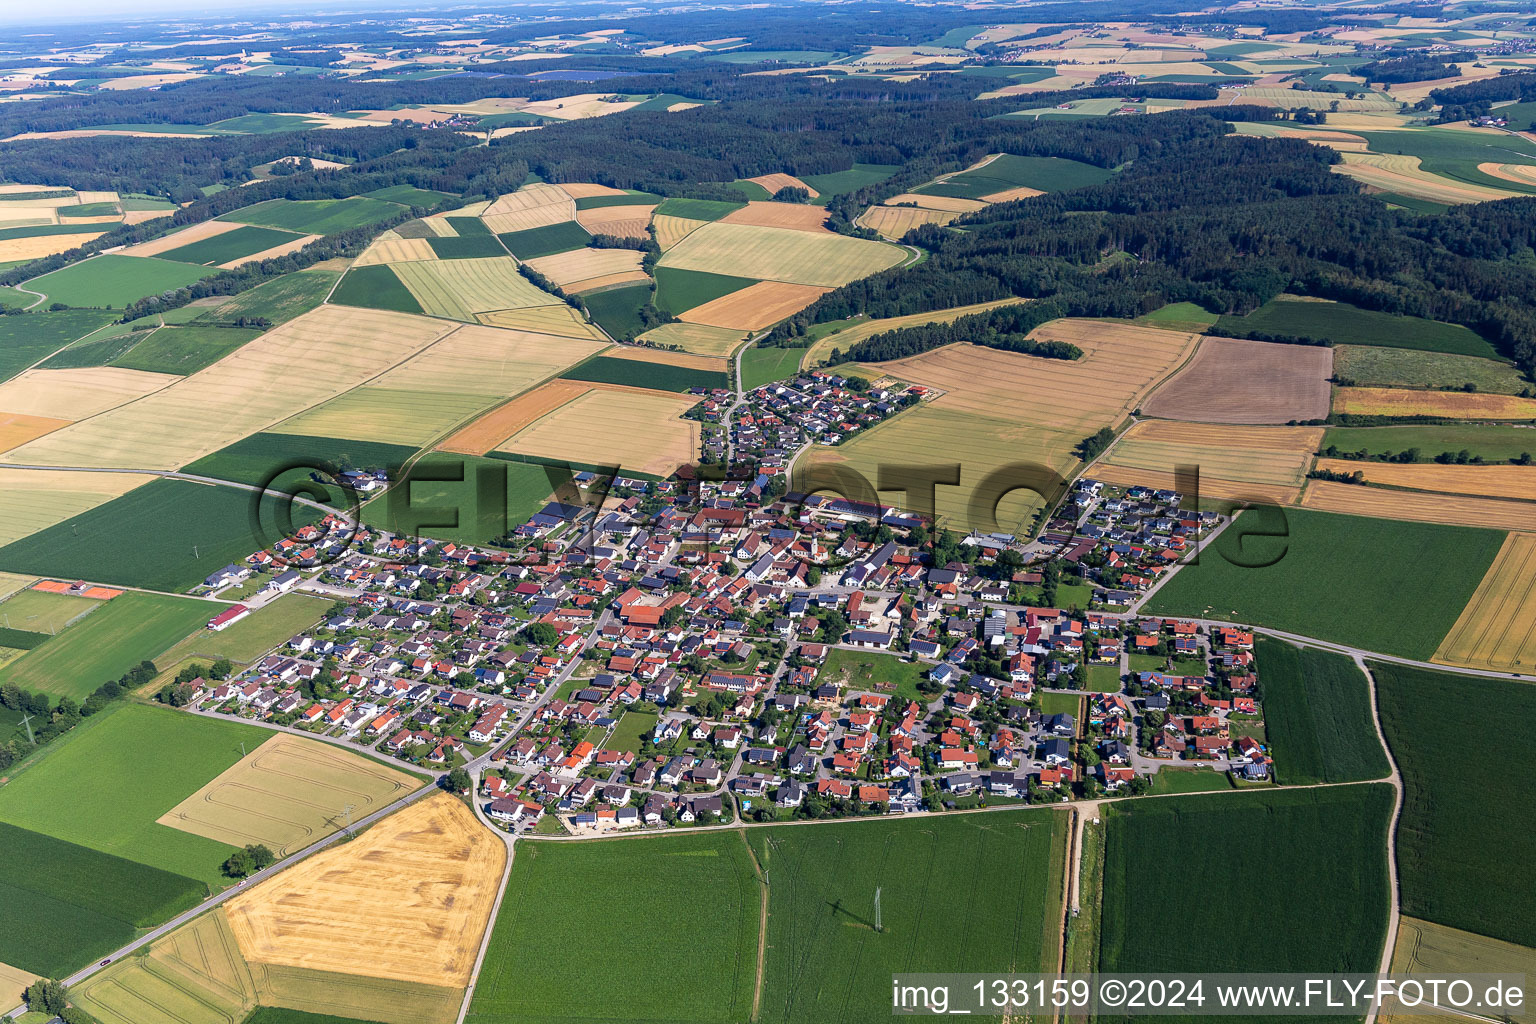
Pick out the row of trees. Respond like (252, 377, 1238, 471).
(834, 301, 1084, 362)
(0, 659, 156, 772)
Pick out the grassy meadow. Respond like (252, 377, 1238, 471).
(1214, 297, 1499, 358)
(24, 255, 218, 309)
(561, 354, 727, 392)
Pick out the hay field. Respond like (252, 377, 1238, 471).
(1302, 479, 1536, 532)
(1094, 421, 1324, 504)
(1141, 337, 1332, 423)
(606, 345, 726, 373)
(638, 321, 746, 357)
(1334, 152, 1518, 204)
(1479, 162, 1536, 187)
(496, 384, 701, 477)
(884, 192, 989, 213)
(0, 231, 104, 262)
(1381, 916, 1536, 1024)
(654, 215, 707, 250)
(800, 298, 1029, 369)
(481, 184, 576, 234)
(978, 185, 1046, 203)
(219, 233, 317, 270)
(0, 962, 36, 1012)
(226, 793, 504, 988)
(121, 219, 242, 259)
(476, 304, 606, 340)
(438, 379, 591, 455)
(746, 172, 817, 197)
(575, 203, 656, 239)
(353, 236, 438, 266)
(660, 221, 904, 287)
(720, 201, 830, 232)
(393, 257, 561, 321)
(0, 411, 70, 453)
(520, 93, 642, 120)
(1433, 533, 1536, 672)
(811, 322, 1199, 531)
(677, 281, 831, 331)
(0, 365, 178, 419)
(0, 469, 152, 545)
(556, 182, 627, 199)
(72, 909, 256, 1024)
(0, 572, 34, 602)
(523, 247, 644, 289)
(157, 732, 421, 857)
(1313, 458, 1536, 501)
(1333, 387, 1536, 420)
(859, 204, 960, 238)
(0, 306, 453, 471)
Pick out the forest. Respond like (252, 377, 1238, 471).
(1428, 70, 1536, 121)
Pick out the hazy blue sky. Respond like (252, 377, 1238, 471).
(2, 0, 382, 28)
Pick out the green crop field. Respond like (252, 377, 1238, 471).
(156, 225, 303, 266)
(0, 820, 204, 977)
(1374, 662, 1536, 948)
(111, 324, 265, 374)
(243, 1010, 391, 1024)
(361, 452, 554, 545)
(363, 185, 456, 207)
(331, 264, 424, 314)
(740, 345, 804, 390)
(654, 197, 745, 221)
(1134, 301, 1219, 333)
(184, 431, 417, 488)
(562, 354, 727, 392)
(580, 283, 653, 340)
(799, 163, 900, 201)
(0, 702, 267, 884)
(821, 647, 927, 703)
(1332, 345, 1529, 395)
(0, 222, 115, 242)
(0, 591, 216, 701)
(0, 477, 324, 593)
(497, 221, 590, 259)
(1145, 507, 1502, 660)
(574, 193, 659, 210)
(723, 179, 771, 200)
(917, 154, 1114, 199)
(467, 830, 759, 1024)
(25, 255, 219, 309)
(445, 216, 492, 236)
(169, 593, 330, 664)
(1321, 423, 1536, 463)
(0, 310, 119, 381)
(219, 197, 402, 234)
(653, 267, 755, 316)
(427, 234, 506, 259)
(1100, 787, 1392, 990)
(603, 710, 657, 755)
(1354, 128, 1536, 194)
(202, 269, 338, 325)
(39, 322, 153, 369)
(1254, 637, 1389, 785)
(1214, 297, 1499, 358)
(752, 809, 1067, 1024)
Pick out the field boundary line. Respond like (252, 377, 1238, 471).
(458, 778, 515, 1024)
(739, 827, 769, 1022)
(1356, 656, 1404, 1024)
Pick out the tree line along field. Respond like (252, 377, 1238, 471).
(1374, 662, 1536, 949)
(1253, 637, 1390, 786)
(156, 224, 307, 267)
(1331, 345, 1531, 395)
(914, 153, 1114, 198)
(1145, 507, 1503, 661)
(1098, 786, 1393, 1020)
(1212, 296, 1499, 358)
(202, 268, 339, 326)
(1322, 423, 1536, 463)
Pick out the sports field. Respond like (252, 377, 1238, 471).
(1254, 637, 1389, 785)
(660, 222, 905, 287)
(1301, 478, 1536, 532)
(227, 793, 503, 987)
(1333, 386, 1536, 420)
(0, 305, 453, 471)
(394, 257, 561, 320)
(220, 197, 402, 234)
(677, 280, 831, 331)
(467, 830, 758, 1024)
(1099, 787, 1392, 978)
(0, 588, 97, 634)
(1433, 532, 1536, 671)
(1214, 296, 1498, 357)
(0, 468, 153, 546)
(1145, 507, 1504, 660)
(27, 253, 217, 308)
(158, 732, 422, 858)
(1093, 421, 1322, 504)
(1141, 337, 1332, 423)
(1374, 662, 1536, 948)
(1332, 345, 1529, 395)
(0, 591, 214, 701)
(0, 702, 267, 884)
(495, 385, 701, 479)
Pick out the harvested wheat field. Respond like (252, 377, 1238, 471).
(220, 233, 318, 270)
(978, 185, 1045, 203)
(1478, 162, 1536, 187)
(481, 184, 576, 233)
(476, 304, 606, 341)
(0, 306, 453, 471)
(660, 221, 904, 287)
(1141, 337, 1332, 423)
(720, 200, 830, 232)
(496, 384, 701, 478)
(1435, 533, 1536, 671)
(0, 231, 106, 262)
(1312, 458, 1536, 500)
(0, 469, 153, 545)
(157, 732, 422, 858)
(1094, 422, 1324, 504)
(0, 411, 70, 452)
(568, 270, 651, 293)
(274, 386, 491, 445)
(1381, 917, 1536, 1024)
(438, 379, 592, 455)
(0, 963, 35, 1012)
(575, 203, 656, 239)
(677, 280, 831, 331)
(1334, 387, 1536, 420)
(859, 204, 960, 239)
(119, 219, 241, 259)
(1302, 478, 1536, 532)
(555, 182, 627, 199)
(653, 215, 707, 250)
(520, 93, 642, 120)
(1333, 152, 1517, 204)
(638, 321, 746, 357)
(353, 235, 438, 266)
(607, 345, 726, 372)
(394, 257, 561, 321)
(883, 193, 989, 213)
(0, 366, 178, 420)
(226, 793, 503, 987)
(746, 172, 818, 198)
(800, 298, 1028, 369)
(524, 247, 644, 289)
